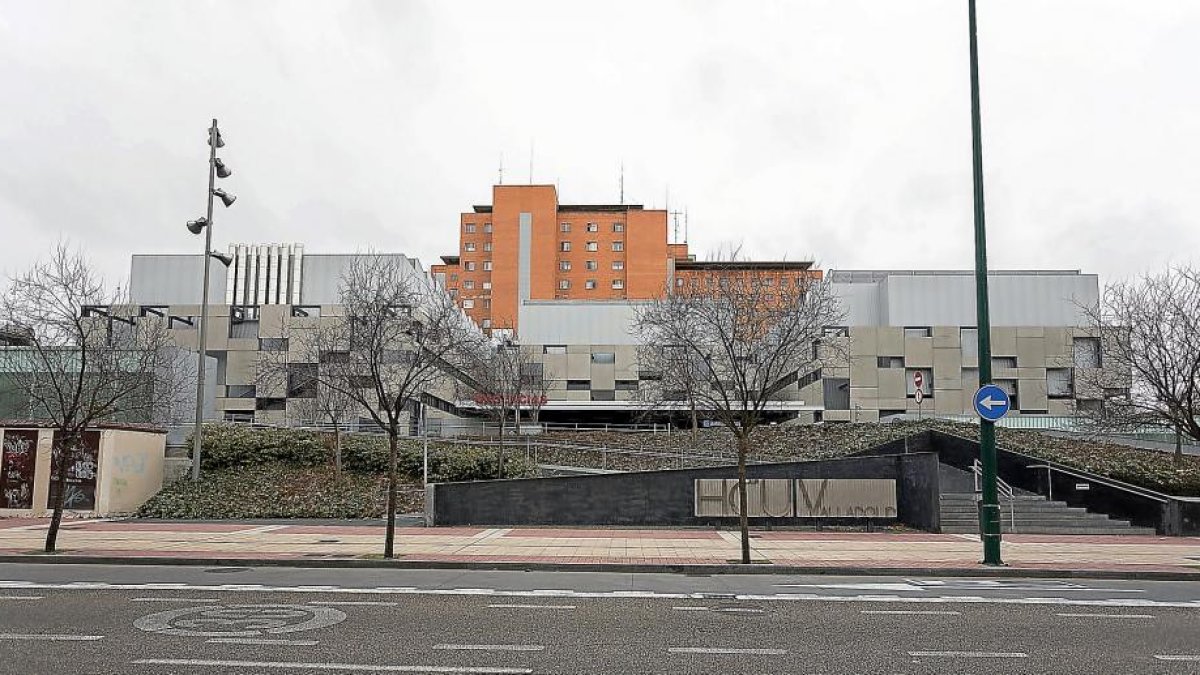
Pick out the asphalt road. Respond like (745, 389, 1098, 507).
(1, 563, 1199, 674)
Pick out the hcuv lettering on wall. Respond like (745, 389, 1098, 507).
(694, 479, 897, 518)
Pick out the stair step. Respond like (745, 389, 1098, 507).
(941, 526, 1158, 536)
(940, 517, 1136, 528)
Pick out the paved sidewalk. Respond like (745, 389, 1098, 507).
(1, 518, 1198, 575)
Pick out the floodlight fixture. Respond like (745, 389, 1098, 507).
(212, 188, 236, 207)
(186, 217, 208, 234)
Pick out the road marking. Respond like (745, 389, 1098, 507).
(133, 659, 534, 673)
(0, 595, 42, 601)
(1056, 613, 1155, 619)
(237, 525, 291, 535)
(672, 606, 710, 611)
(0, 633, 104, 641)
(2, 581, 1198, 609)
(908, 651, 1027, 658)
(862, 610, 960, 615)
(1155, 655, 1200, 661)
(433, 644, 545, 652)
(309, 601, 398, 607)
(714, 607, 764, 614)
(669, 647, 788, 655)
(486, 603, 575, 610)
(208, 637, 319, 646)
(132, 597, 220, 603)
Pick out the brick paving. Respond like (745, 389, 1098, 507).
(1, 518, 1197, 574)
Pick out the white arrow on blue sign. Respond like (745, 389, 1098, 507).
(973, 384, 1011, 422)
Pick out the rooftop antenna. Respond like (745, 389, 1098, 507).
(669, 207, 685, 244)
(498, 154, 504, 185)
(619, 162, 625, 205)
(528, 138, 534, 184)
(684, 207, 689, 243)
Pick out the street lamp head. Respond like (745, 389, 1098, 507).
(186, 217, 208, 235)
(209, 250, 233, 266)
(207, 128, 225, 148)
(214, 158, 232, 179)
(212, 188, 236, 207)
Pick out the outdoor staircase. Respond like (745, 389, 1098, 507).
(939, 493, 1158, 535)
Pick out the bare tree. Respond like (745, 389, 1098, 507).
(1080, 266, 1200, 461)
(0, 244, 186, 552)
(634, 264, 843, 563)
(285, 254, 481, 558)
(465, 339, 543, 476)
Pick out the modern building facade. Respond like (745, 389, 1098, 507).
(432, 185, 818, 335)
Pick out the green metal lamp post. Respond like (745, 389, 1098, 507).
(968, 0, 1004, 565)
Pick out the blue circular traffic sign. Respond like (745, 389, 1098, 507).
(973, 384, 1011, 422)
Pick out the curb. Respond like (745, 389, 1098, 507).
(1, 554, 1197, 581)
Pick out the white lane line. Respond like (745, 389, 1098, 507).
(0, 633, 104, 641)
(133, 660, 533, 673)
(208, 637, 319, 646)
(0, 596, 43, 601)
(669, 647, 788, 655)
(909, 651, 1027, 658)
(1056, 612, 1155, 619)
(713, 608, 765, 614)
(309, 601, 398, 607)
(132, 597, 219, 603)
(486, 604, 575, 610)
(672, 606, 710, 611)
(862, 610, 960, 615)
(433, 644, 545, 652)
(1155, 655, 1200, 661)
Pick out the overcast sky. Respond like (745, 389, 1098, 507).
(1, 0, 1197, 290)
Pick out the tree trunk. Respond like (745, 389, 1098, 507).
(736, 432, 751, 565)
(333, 425, 343, 474)
(1176, 429, 1183, 466)
(44, 431, 77, 553)
(690, 401, 699, 446)
(383, 429, 398, 559)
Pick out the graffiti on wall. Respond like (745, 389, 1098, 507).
(48, 430, 100, 511)
(694, 478, 898, 518)
(0, 430, 38, 509)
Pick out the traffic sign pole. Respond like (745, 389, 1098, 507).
(968, 0, 1003, 566)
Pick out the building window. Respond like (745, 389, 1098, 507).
(823, 377, 850, 411)
(291, 305, 321, 318)
(255, 398, 287, 412)
(996, 379, 1019, 407)
(906, 368, 933, 397)
(464, 242, 476, 252)
(559, 279, 570, 290)
(992, 356, 1018, 370)
(482, 319, 491, 328)
(287, 364, 318, 399)
(762, 277, 774, 286)
(482, 282, 492, 290)
(591, 352, 615, 364)
(463, 280, 475, 289)
(904, 327, 932, 338)
(822, 326, 849, 337)
(586, 260, 598, 271)
(483, 299, 491, 309)
(961, 327, 978, 359)
(226, 384, 256, 398)
(566, 379, 590, 391)
(560, 241, 571, 252)
(483, 222, 493, 233)
(464, 223, 476, 233)
(676, 278, 684, 287)
(560, 222, 571, 232)
(586, 242, 598, 252)
(612, 222, 624, 233)
(544, 345, 567, 354)
(1048, 368, 1074, 398)
(611, 279, 624, 290)
(465, 261, 476, 271)
(1074, 337, 1101, 368)
(612, 261, 624, 270)
(877, 356, 904, 369)
(462, 299, 474, 309)
(591, 390, 615, 401)
(560, 260, 572, 271)
(483, 261, 492, 271)
(615, 379, 638, 391)
(483, 242, 492, 252)
(611, 241, 624, 252)
(259, 337, 288, 351)
(585, 279, 597, 290)
(450, 273, 458, 282)
(586, 222, 598, 232)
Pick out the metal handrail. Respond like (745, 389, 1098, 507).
(972, 459, 1016, 531)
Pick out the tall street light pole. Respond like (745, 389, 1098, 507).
(968, 0, 1003, 565)
(188, 118, 236, 481)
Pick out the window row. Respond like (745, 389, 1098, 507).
(560, 241, 624, 252)
(463, 242, 493, 252)
(559, 260, 624, 271)
(461, 261, 493, 272)
(463, 222, 493, 234)
(461, 280, 492, 290)
(461, 299, 492, 309)
(558, 279, 624, 290)
(560, 222, 624, 233)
